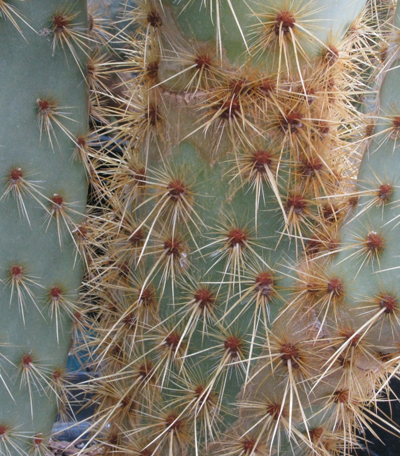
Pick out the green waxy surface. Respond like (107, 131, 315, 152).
(329, 59, 400, 350)
(0, 0, 88, 453)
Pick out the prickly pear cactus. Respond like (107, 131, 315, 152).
(318, 0, 400, 435)
(75, 0, 400, 455)
(0, 1, 88, 454)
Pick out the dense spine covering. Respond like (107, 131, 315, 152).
(0, 1, 88, 454)
(56, 0, 400, 455)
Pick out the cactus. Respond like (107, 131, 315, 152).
(69, 1, 400, 455)
(318, 0, 400, 434)
(0, 1, 88, 454)
(2, 0, 399, 455)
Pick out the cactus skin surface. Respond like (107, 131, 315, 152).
(324, 0, 400, 425)
(69, 0, 400, 455)
(0, 1, 88, 454)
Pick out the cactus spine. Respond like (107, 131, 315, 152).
(0, 1, 88, 454)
